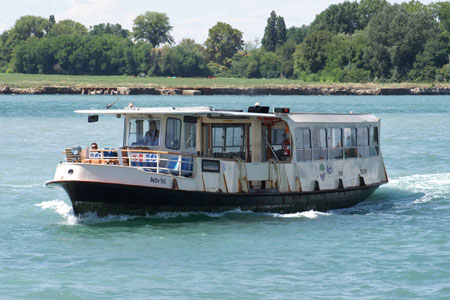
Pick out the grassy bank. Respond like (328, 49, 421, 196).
(1, 73, 448, 89)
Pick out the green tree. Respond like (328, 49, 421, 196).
(205, 22, 243, 66)
(9, 15, 50, 41)
(262, 11, 277, 51)
(293, 30, 333, 77)
(48, 19, 88, 36)
(259, 50, 281, 78)
(309, 1, 360, 34)
(46, 15, 56, 35)
(0, 31, 11, 71)
(89, 23, 130, 38)
(357, 0, 389, 29)
(159, 42, 208, 77)
(408, 33, 450, 81)
(364, 4, 440, 80)
(132, 11, 174, 46)
(401, 0, 429, 14)
(276, 39, 296, 77)
(431, 2, 450, 33)
(228, 50, 261, 78)
(286, 25, 308, 44)
(322, 34, 352, 80)
(276, 16, 287, 48)
(130, 42, 154, 75)
(262, 11, 287, 51)
(50, 35, 82, 74)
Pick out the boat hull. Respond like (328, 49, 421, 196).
(47, 180, 382, 216)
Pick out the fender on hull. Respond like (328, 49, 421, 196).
(47, 180, 382, 217)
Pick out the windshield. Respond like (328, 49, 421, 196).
(128, 118, 160, 147)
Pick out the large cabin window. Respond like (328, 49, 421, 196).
(211, 124, 245, 159)
(295, 128, 312, 161)
(184, 122, 196, 149)
(226, 126, 244, 152)
(369, 126, 379, 156)
(358, 127, 370, 158)
(330, 128, 343, 159)
(265, 128, 287, 160)
(313, 128, 328, 160)
(166, 118, 181, 149)
(128, 118, 160, 147)
(343, 128, 357, 158)
(212, 126, 224, 154)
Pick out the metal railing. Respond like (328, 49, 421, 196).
(74, 148, 196, 177)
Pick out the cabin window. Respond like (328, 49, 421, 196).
(295, 128, 312, 161)
(226, 126, 244, 152)
(128, 118, 160, 147)
(343, 128, 357, 158)
(313, 128, 328, 160)
(358, 127, 370, 158)
(265, 128, 286, 160)
(271, 129, 286, 148)
(369, 126, 379, 156)
(184, 122, 196, 149)
(212, 126, 224, 154)
(165, 118, 181, 149)
(211, 124, 246, 159)
(330, 128, 343, 159)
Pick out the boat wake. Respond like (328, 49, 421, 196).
(152, 209, 251, 219)
(388, 173, 450, 203)
(35, 199, 330, 225)
(269, 210, 332, 219)
(35, 199, 78, 225)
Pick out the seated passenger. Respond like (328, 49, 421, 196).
(144, 121, 159, 146)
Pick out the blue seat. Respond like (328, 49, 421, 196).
(160, 155, 180, 175)
(159, 155, 193, 177)
(180, 156, 194, 177)
(131, 161, 156, 168)
(103, 149, 118, 158)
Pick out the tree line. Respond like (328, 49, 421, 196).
(1, 0, 450, 82)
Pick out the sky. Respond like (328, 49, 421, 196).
(0, 0, 436, 44)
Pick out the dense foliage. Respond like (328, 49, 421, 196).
(1, 1, 450, 82)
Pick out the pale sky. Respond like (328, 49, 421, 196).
(0, 0, 436, 44)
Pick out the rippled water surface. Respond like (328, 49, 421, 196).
(1, 95, 450, 299)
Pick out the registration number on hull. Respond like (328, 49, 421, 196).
(148, 175, 172, 188)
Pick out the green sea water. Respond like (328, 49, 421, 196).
(1, 95, 450, 299)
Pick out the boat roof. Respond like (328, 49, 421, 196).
(75, 106, 379, 123)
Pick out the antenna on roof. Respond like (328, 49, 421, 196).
(106, 98, 119, 109)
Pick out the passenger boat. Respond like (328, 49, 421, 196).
(47, 104, 388, 216)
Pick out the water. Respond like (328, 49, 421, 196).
(1, 95, 450, 299)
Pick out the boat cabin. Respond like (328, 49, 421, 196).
(65, 104, 386, 194)
(49, 104, 387, 216)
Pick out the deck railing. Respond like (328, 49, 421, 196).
(72, 148, 195, 177)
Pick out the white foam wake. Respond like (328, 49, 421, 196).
(35, 200, 78, 225)
(270, 210, 332, 219)
(152, 208, 251, 219)
(34, 203, 253, 224)
(388, 173, 450, 203)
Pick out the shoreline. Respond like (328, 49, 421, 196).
(1, 85, 450, 95)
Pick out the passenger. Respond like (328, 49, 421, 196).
(88, 142, 100, 161)
(144, 121, 159, 146)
